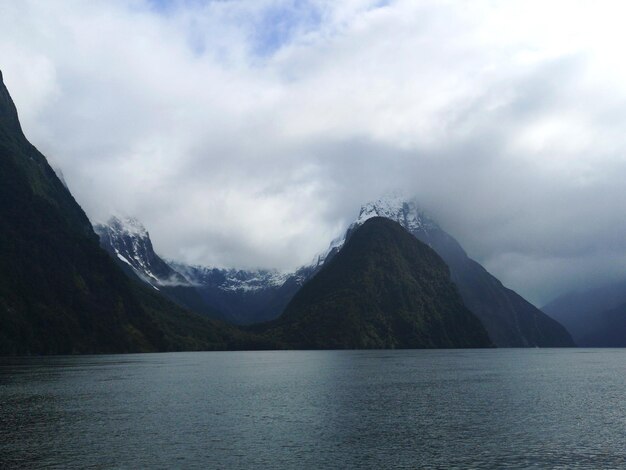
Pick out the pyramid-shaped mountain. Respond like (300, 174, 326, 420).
(260, 217, 492, 349)
(321, 196, 574, 347)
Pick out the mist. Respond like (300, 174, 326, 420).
(2, 0, 626, 304)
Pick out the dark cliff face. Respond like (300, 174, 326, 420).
(260, 217, 492, 349)
(342, 199, 575, 347)
(0, 71, 247, 355)
(0, 71, 94, 239)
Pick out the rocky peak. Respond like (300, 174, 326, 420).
(316, 194, 440, 266)
(95, 216, 187, 288)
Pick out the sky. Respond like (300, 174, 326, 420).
(2, 0, 626, 305)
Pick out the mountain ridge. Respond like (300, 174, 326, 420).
(96, 196, 574, 348)
(258, 217, 493, 349)
(331, 196, 575, 347)
(94, 216, 310, 324)
(543, 281, 626, 346)
(0, 69, 259, 354)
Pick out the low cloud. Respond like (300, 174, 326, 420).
(2, 0, 626, 305)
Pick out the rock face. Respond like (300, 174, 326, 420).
(95, 216, 188, 287)
(95, 217, 223, 320)
(0, 70, 248, 355)
(326, 195, 575, 347)
(260, 217, 493, 349)
(95, 215, 311, 324)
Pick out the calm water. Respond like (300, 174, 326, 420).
(1, 349, 625, 469)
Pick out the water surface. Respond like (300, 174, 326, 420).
(1, 349, 625, 468)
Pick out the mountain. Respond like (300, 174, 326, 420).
(543, 282, 626, 346)
(95, 216, 187, 287)
(259, 217, 492, 349)
(95, 195, 575, 348)
(95, 216, 224, 320)
(171, 263, 313, 324)
(577, 302, 626, 347)
(0, 69, 257, 354)
(324, 195, 574, 347)
(95, 216, 311, 324)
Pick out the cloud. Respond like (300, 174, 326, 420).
(2, 0, 626, 304)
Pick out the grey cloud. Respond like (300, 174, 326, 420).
(2, 0, 626, 305)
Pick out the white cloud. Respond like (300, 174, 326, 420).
(2, 0, 626, 304)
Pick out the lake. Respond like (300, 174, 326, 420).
(1, 349, 625, 469)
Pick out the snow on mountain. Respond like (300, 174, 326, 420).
(95, 215, 307, 299)
(92, 199, 574, 345)
(94, 216, 189, 289)
(92, 198, 437, 324)
(95, 196, 432, 295)
(356, 196, 438, 233)
(313, 234, 345, 267)
(171, 264, 294, 293)
(171, 195, 436, 289)
(315, 194, 439, 265)
(110, 216, 148, 237)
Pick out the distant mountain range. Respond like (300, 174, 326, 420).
(0, 68, 580, 353)
(95, 195, 574, 347)
(95, 216, 313, 324)
(543, 281, 626, 346)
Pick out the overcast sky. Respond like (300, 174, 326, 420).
(2, 0, 626, 305)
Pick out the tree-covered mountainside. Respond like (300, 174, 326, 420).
(259, 217, 492, 349)
(337, 197, 575, 347)
(0, 70, 260, 355)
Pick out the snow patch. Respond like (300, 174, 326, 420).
(173, 264, 294, 292)
(116, 252, 133, 266)
(312, 193, 440, 267)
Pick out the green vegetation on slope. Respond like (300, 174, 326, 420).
(259, 217, 492, 349)
(0, 70, 260, 355)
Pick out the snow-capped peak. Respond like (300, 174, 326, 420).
(355, 195, 438, 233)
(95, 216, 190, 289)
(355, 192, 409, 226)
(314, 194, 440, 267)
(105, 216, 149, 238)
(313, 233, 346, 266)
